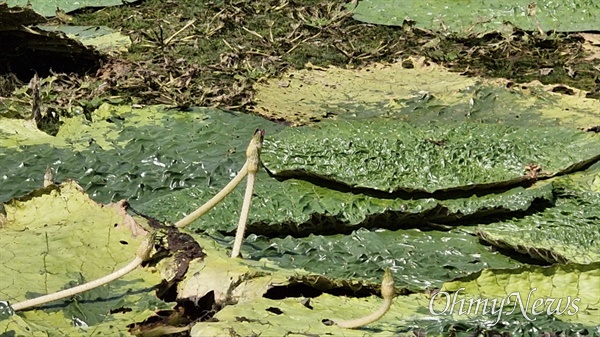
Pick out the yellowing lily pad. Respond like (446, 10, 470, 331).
(252, 59, 475, 125)
(441, 263, 600, 327)
(0, 181, 170, 336)
(252, 59, 600, 127)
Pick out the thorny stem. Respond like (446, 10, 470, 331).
(10, 233, 155, 312)
(334, 268, 395, 329)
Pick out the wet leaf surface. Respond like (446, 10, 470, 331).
(2, 0, 600, 335)
(262, 119, 600, 193)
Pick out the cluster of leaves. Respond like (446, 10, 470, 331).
(1, 0, 600, 336)
(1, 106, 599, 336)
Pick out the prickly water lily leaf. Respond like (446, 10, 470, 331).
(38, 25, 131, 55)
(191, 293, 433, 337)
(179, 235, 400, 336)
(176, 236, 305, 305)
(177, 234, 506, 337)
(241, 228, 521, 291)
(262, 119, 600, 194)
(154, 171, 554, 236)
(0, 103, 203, 150)
(147, 161, 552, 291)
(351, 0, 600, 34)
(476, 168, 600, 264)
(553, 161, 600, 194)
(252, 60, 600, 127)
(191, 292, 597, 337)
(5, 0, 134, 17)
(0, 181, 171, 336)
(185, 237, 596, 336)
(441, 263, 600, 327)
(0, 104, 282, 205)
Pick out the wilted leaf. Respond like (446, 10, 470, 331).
(39, 25, 131, 56)
(0, 181, 171, 336)
(0, 8, 100, 77)
(0, 3, 46, 29)
(252, 60, 600, 127)
(441, 263, 600, 327)
(189, 256, 599, 336)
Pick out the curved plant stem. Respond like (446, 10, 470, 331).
(230, 129, 264, 258)
(335, 268, 395, 329)
(175, 162, 248, 228)
(11, 233, 155, 312)
(175, 130, 265, 230)
(230, 172, 255, 258)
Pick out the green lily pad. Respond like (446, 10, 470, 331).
(153, 170, 554, 236)
(187, 244, 597, 336)
(262, 119, 600, 194)
(441, 263, 600, 327)
(351, 0, 600, 34)
(476, 190, 600, 264)
(0, 104, 282, 206)
(5, 0, 134, 17)
(239, 228, 520, 291)
(553, 161, 600, 194)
